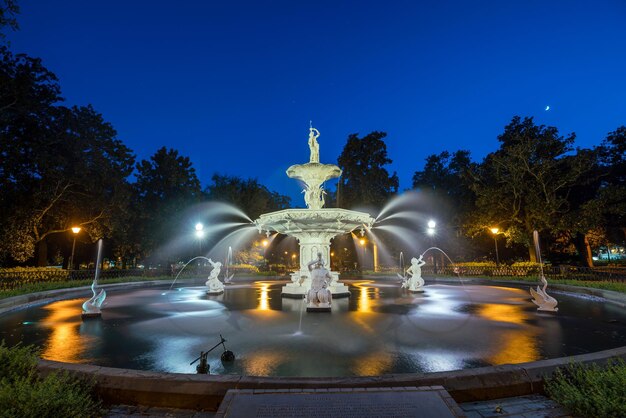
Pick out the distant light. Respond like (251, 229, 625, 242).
(359, 239, 366, 246)
(195, 223, 204, 231)
(427, 228, 435, 236)
(22, 321, 34, 325)
(427, 220, 436, 229)
(71, 226, 81, 234)
(490, 227, 499, 234)
(262, 240, 268, 247)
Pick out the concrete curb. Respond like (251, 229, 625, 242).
(37, 346, 626, 410)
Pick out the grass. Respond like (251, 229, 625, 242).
(0, 341, 103, 417)
(0, 275, 172, 300)
(545, 359, 626, 418)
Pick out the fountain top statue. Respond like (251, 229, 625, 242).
(308, 126, 320, 163)
(286, 125, 342, 210)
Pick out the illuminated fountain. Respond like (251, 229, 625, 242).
(81, 239, 106, 319)
(254, 126, 375, 297)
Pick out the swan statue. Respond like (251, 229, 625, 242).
(82, 277, 106, 318)
(530, 274, 558, 312)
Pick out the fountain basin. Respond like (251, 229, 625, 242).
(2, 278, 626, 409)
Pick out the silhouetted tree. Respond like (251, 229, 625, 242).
(0, 0, 19, 40)
(133, 147, 202, 259)
(467, 116, 595, 262)
(0, 48, 135, 265)
(336, 131, 398, 210)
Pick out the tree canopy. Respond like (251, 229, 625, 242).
(336, 131, 398, 210)
(0, 48, 134, 265)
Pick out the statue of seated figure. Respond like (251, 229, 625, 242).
(306, 252, 332, 309)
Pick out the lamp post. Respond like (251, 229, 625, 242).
(490, 227, 500, 265)
(262, 239, 268, 270)
(359, 238, 366, 271)
(69, 226, 81, 270)
(195, 223, 205, 256)
(427, 220, 437, 273)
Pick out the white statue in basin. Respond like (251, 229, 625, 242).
(530, 274, 558, 312)
(402, 255, 426, 292)
(306, 252, 332, 310)
(308, 126, 320, 163)
(205, 259, 225, 295)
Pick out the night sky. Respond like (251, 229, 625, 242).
(7, 1, 626, 204)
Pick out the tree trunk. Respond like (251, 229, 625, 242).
(573, 232, 594, 267)
(36, 240, 48, 267)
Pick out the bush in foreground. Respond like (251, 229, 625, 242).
(0, 341, 102, 418)
(545, 359, 626, 418)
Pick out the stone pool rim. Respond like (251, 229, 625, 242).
(2, 277, 626, 410)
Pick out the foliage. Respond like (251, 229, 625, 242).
(0, 0, 19, 40)
(205, 173, 290, 219)
(336, 131, 398, 210)
(545, 359, 626, 418)
(132, 147, 202, 260)
(0, 47, 135, 265)
(467, 116, 596, 261)
(0, 341, 102, 417)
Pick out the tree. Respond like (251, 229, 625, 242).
(468, 116, 596, 262)
(0, 0, 19, 40)
(205, 174, 290, 220)
(133, 147, 202, 260)
(0, 48, 135, 265)
(336, 131, 398, 210)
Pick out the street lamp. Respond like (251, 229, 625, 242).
(490, 227, 500, 265)
(359, 238, 366, 270)
(69, 226, 81, 270)
(427, 219, 436, 236)
(194, 223, 205, 256)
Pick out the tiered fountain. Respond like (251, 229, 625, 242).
(254, 126, 375, 297)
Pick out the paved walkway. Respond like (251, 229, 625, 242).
(106, 394, 572, 417)
(460, 395, 573, 418)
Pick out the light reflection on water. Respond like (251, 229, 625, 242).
(0, 280, 624, 377)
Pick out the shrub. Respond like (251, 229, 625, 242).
(0, 341, 102, 417)
(545, 359, 626, 418)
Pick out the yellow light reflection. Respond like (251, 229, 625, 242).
(478, 303, 539, 365)
(243, 350, 285, 376)
(352, 350, 393, 376)
(41, 300, 94, 363)
(358, 286, 371, 313)
(257, 283, 270, 311)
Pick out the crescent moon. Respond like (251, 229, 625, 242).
(545, 105, 550, 111)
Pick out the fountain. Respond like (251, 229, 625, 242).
(81, 239, 106, 319)
(529, 230, 558, 312)
(254, 126, 375, 297)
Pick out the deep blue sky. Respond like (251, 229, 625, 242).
(7, 1, 626, 205)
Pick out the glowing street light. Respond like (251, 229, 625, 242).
(490, 227, 500, 265)
(427, 219, 436, 236)
(69, 226, 81, 270)
(195, 223, 205, 238)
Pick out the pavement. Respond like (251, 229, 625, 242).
(106, 393, 573, 418)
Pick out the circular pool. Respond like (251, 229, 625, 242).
(2, 278, 625, 377)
